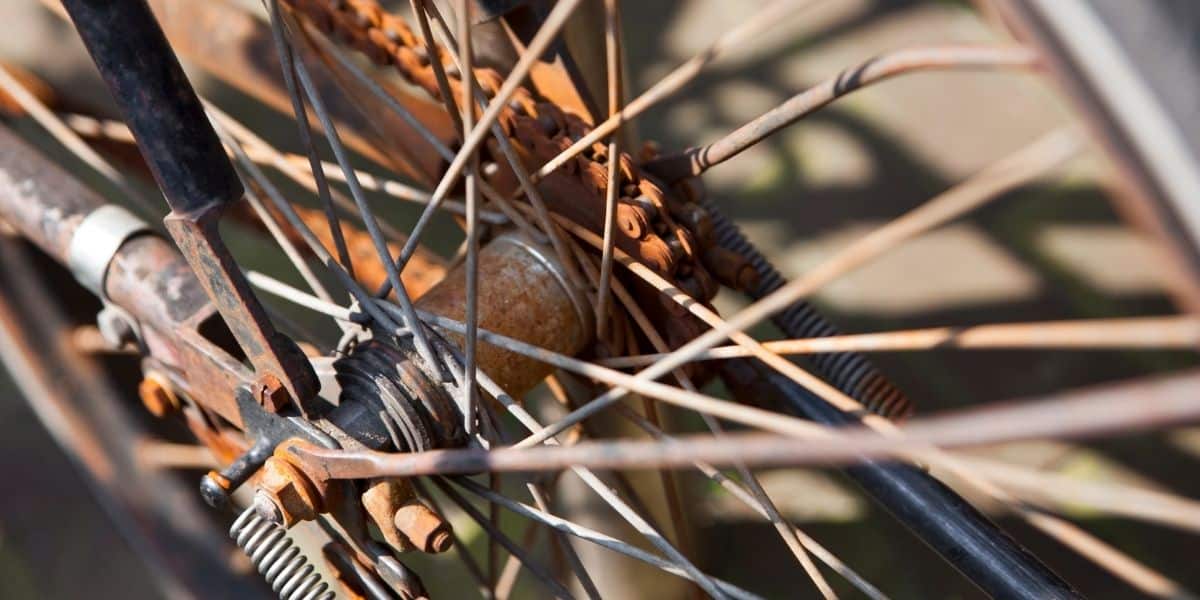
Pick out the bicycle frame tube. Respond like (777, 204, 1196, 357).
(61, 0, 320, 413)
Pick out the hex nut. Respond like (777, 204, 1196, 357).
(138, 371, 180, 417)
(257, 456, 321, 527)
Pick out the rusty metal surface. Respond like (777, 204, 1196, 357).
(0, 61, 55, 117)
(0, 124, 256, 424)
(163, 203, 319, 412)
(392, 497, 452, 553)
(255, 454, 324, 527)
(0, 125, 101, 261)
(286, 0, 724, 351)
(145, 0, 455, 185)
(243, 198, 448, 299)
(416, 232, 590, 395)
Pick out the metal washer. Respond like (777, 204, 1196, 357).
(66, 204, 151, 300)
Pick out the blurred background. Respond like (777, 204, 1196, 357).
(1, 0, 1198, 598)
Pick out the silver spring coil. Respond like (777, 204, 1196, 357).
(230, 506, 336, 600)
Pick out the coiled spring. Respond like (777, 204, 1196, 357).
(230, 507, 335, 600)
(704, 198, 913, 420)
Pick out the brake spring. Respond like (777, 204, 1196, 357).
(230, 506, 335, 600)
(704, 198, 914, 420)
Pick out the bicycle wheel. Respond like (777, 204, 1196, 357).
(1, 0, 1199, 598)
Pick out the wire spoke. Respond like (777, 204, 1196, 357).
(595, 0, 623, 342)
(412, 0, 464, 138)
(578, 245, 837, 599)
(0, 64, 158, 217)
(276, 9, 441, 370)
(947, 454, 1200, 534)
(615, 405, 884, 600)
(531, 0, 823, 183)
(203, 105, 426, 245)
(525, 481, 601, 600)
(568, 244, 705, 574)
(310, 16, 460, 158)
(268, 0, 355, 278)
(213, 120, 406, 336)
(454, 0, 482, 440)
(376, 0, 585, 289)
(524, 128, 1080, 447)
(645, 45, 1038, 181)
(598, 315, 1200, 367)
(450, 476, 763, 600)
(257, 274, 838, 444)
(238, 171, 335, 304)
(433, 476, 576, 599)
(494, 517, 540, 600)
(290, 368, 1200, 476)
(257, 269, 1193, 595)
(461, 354, 728, 598)
(408, 0, 589, 293)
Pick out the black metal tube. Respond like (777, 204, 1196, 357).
(60, 0, 242, 212)
(758, 369, 1080, 598)
(705, 200, 1079, 597)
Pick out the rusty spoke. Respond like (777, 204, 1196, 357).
(614, 405, 885, 600)
(376, 0, 585, 291)
(599, 315, 1200, 367)
(0, 63, 157, 217)
(458, 350, 727, 598)
(525, 482, 601, 600)
(452, 0, 482, 441)
(527, 128, 1079, 447)
(238, 169, 336, 305)
(411, 0, 589, 292)
(645, 45, 1039, 182)
(215, 122, 407, 336)
(66, 110, 504, 225)
(433, 477, 577, 599)
(306, 16, 459, 161)
(532, 0, 822, 183)
(276, 8, 442, 370)
(556, 120, 1181, 594)
(290, 369, 1200, 475)
(577, 245, 836, 599)
(412, 0, 464, 139)
(267, 0, 355, 279)
(595, 0, 623, 342)
(450, 477, 762, 600)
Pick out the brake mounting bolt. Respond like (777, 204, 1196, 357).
(257, 455, 321, 527)
(256, 374, 290, 413)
